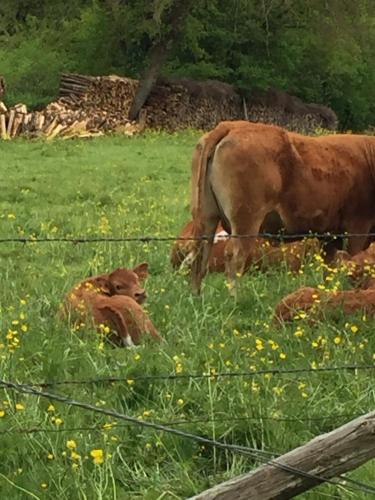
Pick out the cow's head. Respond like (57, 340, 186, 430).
(96, 263, 149, 304)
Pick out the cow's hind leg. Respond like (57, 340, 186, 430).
(225, 215, 265, 297)
(346, 220, 373, 255)
(191, 215, 220, 294)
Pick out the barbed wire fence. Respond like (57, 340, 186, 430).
(1, 379, 375, 496)
(18, 362, 375, 387)
(1, 230, 375, 244)
(1, 230, 375, 495)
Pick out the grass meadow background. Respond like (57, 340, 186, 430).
(0, 131, 375, 499)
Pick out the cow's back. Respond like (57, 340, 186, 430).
(281, 133, 375, 230)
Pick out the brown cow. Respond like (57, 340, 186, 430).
(171, 219, 320, 273)
(190, 121, 375, 294)
(62, 263, 161, 346)
(274, 286, 375, 322)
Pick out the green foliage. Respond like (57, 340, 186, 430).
(0, 133, 374, 497)
(0, 24, 66, 107)
(0, 0, 374, 128)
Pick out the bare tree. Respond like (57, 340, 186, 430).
(128, 0, 192, 121)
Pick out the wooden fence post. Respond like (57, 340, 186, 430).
(189, 410, 375, 500)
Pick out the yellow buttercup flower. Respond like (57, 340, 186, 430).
(66, 440, 77, 450)
(90, 449, 104, 465)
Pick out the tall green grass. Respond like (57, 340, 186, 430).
(0, 132, 374, 499)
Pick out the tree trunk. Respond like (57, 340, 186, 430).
(128, 0, 192, 121)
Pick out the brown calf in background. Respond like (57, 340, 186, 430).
(274, 286, 375, 322)
(335, 242, 375, 287)
(171, 220, 320, 273)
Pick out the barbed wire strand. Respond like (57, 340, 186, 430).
(1, 378, 375, 496)
(1, 231, 375, 244)
(0, 412, 358, 436)
(16, 363, 375, 388)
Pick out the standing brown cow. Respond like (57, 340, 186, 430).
(190, 121, 375, 294)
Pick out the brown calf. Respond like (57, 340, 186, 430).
(171, 220, 320, 273)
(335, 242, 375, 286)
(62, 263, 161, 345)
(63, 263, 149, 315)
(274, 286, 375, 322)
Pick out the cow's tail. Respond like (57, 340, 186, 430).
(193, 122, 235, 223)
(368, 139, 375, 191)
(191, 122, 234, 292)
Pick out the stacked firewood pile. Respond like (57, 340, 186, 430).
(245, 87, 338, 133)
(143, 79, 242, 130)
(0, 74, 142, 140)
(143, 79, 338, 132)
(0, 73, 338, 140)
(55, 73, 142, 133)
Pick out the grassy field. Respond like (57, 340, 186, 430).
(0, 131, 374, 499)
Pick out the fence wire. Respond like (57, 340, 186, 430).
(1, 231, 375, 244)
(1, 378, 375, 497)
(11, 363, 375, 388)
(0, 413, 358, 436)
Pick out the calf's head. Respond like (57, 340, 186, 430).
(95, 263, 149, 304)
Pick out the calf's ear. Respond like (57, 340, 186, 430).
(335, 250, 351, 262)
(95, 276, 112, 295)
(133, 262, 148, 280)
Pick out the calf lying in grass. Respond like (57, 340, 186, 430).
(171, 220, 320, 273)
(335, 242, 375, 287)
(62, 263, 161, 346)
(274, 286, 375, 322)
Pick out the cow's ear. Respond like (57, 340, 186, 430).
(133, 262, 148, 280)
(95, 276, 112, 295)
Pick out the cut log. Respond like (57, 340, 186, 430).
(46, 123, 66, 140)
(43, 116, 58, 135)
(6, 109, 15, 136)
(0, 114, 7, 139)
(14, 103, 27, 114)
(11, 113, 23, 137)
(35, 113, 45, 131)
(60, 119, 89, 138)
